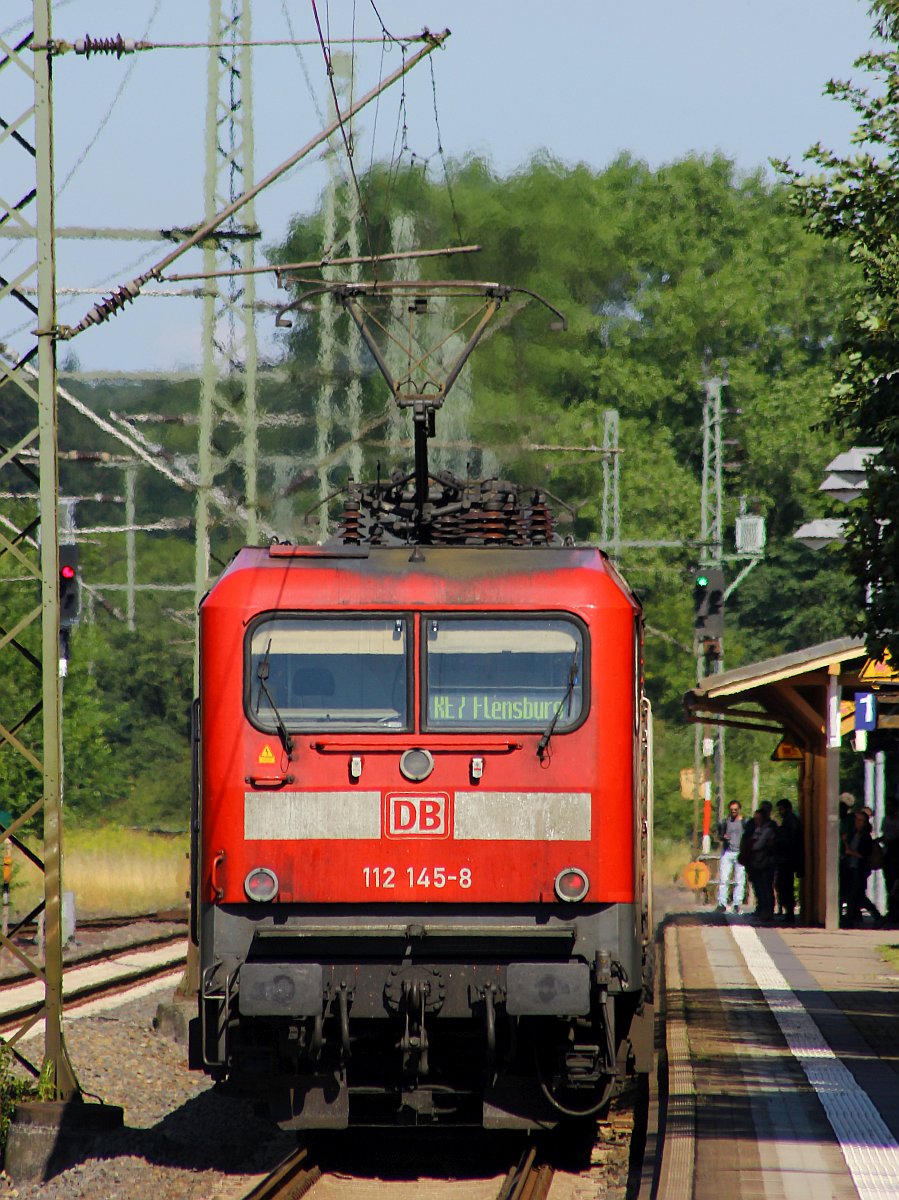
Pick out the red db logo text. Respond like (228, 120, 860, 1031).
(385, 792, 450, 838)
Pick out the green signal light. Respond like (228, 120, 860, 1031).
(695, 574, 709, 588)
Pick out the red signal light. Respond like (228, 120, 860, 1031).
(60, 564, 76, 580)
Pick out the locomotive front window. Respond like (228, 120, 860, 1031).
(248, 617, 409, 731)
(424, 617, 585, 730)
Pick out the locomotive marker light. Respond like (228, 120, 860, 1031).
(244, 867, 279, 902)
(554, 867, 590, 902)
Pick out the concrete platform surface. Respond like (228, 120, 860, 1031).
(668, 913, 899, 1200)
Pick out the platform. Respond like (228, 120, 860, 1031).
(658, 913, 899, 1200)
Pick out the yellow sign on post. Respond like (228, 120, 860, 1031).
(771, 737, 803, 762)
(682, 860, 711, 891)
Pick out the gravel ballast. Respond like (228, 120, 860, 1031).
(0, 982, 295, 1198)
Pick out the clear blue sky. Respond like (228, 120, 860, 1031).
(1, 0, 878, 370)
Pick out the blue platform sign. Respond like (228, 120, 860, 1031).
(855, 691, 877, 731)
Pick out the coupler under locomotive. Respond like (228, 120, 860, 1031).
(193, 907, 653, 1129)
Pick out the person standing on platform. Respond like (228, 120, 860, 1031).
(881, 797, 899, 926)
(774, 798, 804, 923)
(748, 807, 776, 922)
(838, 796, 855, 917)
(716, 800, 749, 914)
(842, 808, 881, 927)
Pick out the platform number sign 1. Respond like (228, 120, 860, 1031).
(854, 692, 877, 732)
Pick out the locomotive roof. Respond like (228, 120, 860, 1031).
(202, 544, 640, 614)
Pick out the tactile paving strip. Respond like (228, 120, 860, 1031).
(657, 923, 695, 1200)
(732, 924, 899, 1200)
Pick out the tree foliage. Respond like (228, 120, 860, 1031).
(0, 153, 862, 841)
(277, 153, 858, 837)
(775, 0, 899, 658)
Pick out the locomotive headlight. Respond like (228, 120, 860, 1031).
(400, 747, 434, 782)
(554, 867, 589, 903)
(244, 867, 279, 902)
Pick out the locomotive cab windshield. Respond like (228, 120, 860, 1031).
(424, 615, 585, 730)
(249, 616, 410, 731)
(247, 612, 586, 734)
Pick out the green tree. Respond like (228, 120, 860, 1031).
(276, 153, 858, 839)
(775, 0, 899, 658)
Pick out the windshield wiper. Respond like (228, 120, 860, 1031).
(256, 639, 294, 759)
(536, 650, 579, 762)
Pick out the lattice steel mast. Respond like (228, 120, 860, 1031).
(0, 0, 78, 1098)
(696, 371, 726, 850)
(196, 0, 260, 609)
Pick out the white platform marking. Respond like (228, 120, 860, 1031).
(731, 924, 899, 1199)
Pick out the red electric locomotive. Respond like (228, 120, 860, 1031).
(190, 282, 653, 1129)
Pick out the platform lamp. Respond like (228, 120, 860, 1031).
(794, 446, 884, 915)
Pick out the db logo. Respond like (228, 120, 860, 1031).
(385, 792, 450, 838)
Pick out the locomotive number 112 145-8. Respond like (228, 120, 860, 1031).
(362, 865, 473, 889)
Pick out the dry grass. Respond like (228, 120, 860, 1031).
(5, 827, 695, 920)
(7, 826, 189, 919)
(653, 838, 695, 887)
(878, 943, 899, 972)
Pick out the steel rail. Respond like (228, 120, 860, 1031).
(0, 940, 187, 1034)
(0, 930, 186, 989)
(497, 1146, 554, 1200)
(239, 1146, 321, 1200)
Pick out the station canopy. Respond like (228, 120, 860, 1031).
(683, 637, 868, 748)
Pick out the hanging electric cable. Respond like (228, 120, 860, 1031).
(310, 0, 377, 265)
(430, 56, 464, 246)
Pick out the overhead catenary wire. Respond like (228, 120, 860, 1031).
(309, 0, 376, 267)
(54, 30, 449, 341)
(38, 34, 430, 55)
(55, 0, 163, 198)
(376, 42, 410, 254)
(163, 243, 481, 283)
(430, 55, 464, 245)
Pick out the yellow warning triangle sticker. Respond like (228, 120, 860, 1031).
(859, 650, 899, 686)
(258, 744, 276, 764)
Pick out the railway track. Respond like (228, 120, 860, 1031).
(496, 1146, 554, 1200)
(238, 1144, 552, 1200)
(0, 926, 187, 989)
(241, 1147, 321, 1200)
(0, 935, 187, 1035)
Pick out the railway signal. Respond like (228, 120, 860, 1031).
(693, 567, 724, 646)
(58, 545, 80, 629)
